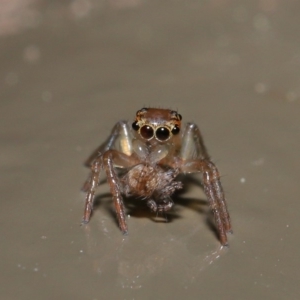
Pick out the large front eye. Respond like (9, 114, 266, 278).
(140, 125, 154, 140)
(156, 127, 170, 141)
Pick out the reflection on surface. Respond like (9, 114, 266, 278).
(83, 214, 228, 290)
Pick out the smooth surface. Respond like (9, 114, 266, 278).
(0, 1, 299, 299)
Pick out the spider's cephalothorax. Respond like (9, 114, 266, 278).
(82, 107, 232, 246)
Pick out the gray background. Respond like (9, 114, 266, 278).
(0, 0, 299, 299)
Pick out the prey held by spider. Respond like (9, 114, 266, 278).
(82, 108, 232, 246)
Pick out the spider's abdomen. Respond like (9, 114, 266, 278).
(121, 164, 182, 199)
(122, 164, 159, 197)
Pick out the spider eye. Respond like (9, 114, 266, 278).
(156, 127, 170, 141)
(136, 107, 148, 115)
(140, 125, 154, 140)
(170, 111, 182, 121)
(171, 125, 180, 135)
(132, 121, 140, 131)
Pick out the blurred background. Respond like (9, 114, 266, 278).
(0, 1, 299, 299)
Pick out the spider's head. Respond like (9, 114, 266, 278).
(131, 107, 182, 143)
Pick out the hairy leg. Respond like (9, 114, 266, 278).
(177, 123, 231, 246)
(82, 159, 102, 223)
(82, 119, 138, 227)
(181, 159, 231, 245)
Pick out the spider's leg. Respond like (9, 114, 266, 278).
(147, 199, 157, 212)
(82, 120, 137, 226)
(201, 159, 231, 245)
(181, 159, 231, 246)
(157, 198, 174, 212)
(157, 199, 173, 223)
(103, 150, 138, 234)
(84, 121, 133, 167)
(179, 122, 210, 161)
(82, 158, 102, 224)
(82, 121, 133, 192)
(178, 123, 231, 246)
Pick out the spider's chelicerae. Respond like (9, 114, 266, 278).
(82, 108, 232, 246)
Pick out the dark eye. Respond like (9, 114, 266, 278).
(170, 111, 182, 121)
(137, 107, 148, 115)
(171, 125, 180, 135)
(132, 121, 139, 131)
(156, 127, 170, 141)
(140, 125, 154, 140)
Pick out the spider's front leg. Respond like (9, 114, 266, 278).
(83, 149, 138, 232)
(82, 121, 132, 192)
(82, 121, 136, 229)
(179, 123, 232, 246)
(84, 120, 133, 168)
(102, 150, 139, 234)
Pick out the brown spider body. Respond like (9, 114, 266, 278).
(82, 108, 232, 246)
(121, 164, 182, 200)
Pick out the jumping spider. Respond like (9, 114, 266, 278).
(82, 108, 232, 246)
